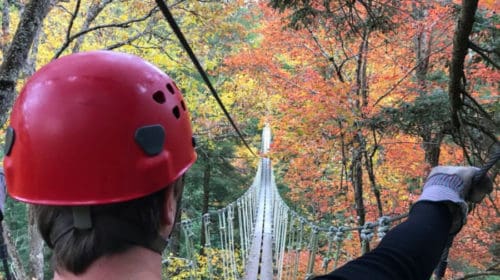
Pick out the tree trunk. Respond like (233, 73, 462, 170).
(355, 28, 370, 108)
(412, 1, 443, 167)
(422, 133, 443, 167)
(72, 0, 114, 53)
(338, 119, 348, 195)
(1, 0, 11, 59)
(23, 23, 41, 78)
(362, 133, 383, 217)
(200, 158, 211, 255)
(2, 221, 27, 280)
(353, 25, 371, 254)
(449, 0, 479, 128)
(351, 132, 367, 253)
(412, 0, 432, 91)
(28, 206, 44, 280)
(0, 0, 52, 128)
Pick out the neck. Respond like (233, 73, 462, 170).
(53, 246, 162, 280)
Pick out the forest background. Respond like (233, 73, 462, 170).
(0, 0, 497, 279)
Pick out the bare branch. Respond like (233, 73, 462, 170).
(453, 270, 500, 280)
(459, 119, 498, 146)
(270, 72, 319, 95)
(306, 26, 346, 82)
(106, 14, 157, 50)
(0, 0, 53, 128)
(468, 40, 500, 70)
(53, 7, 158, 59)
(65, 0, 81, 44)
(72, 0, 114, 53)
(449, 0, 480, 128)
(373, 42, 453, 106)
(461, 92, 494, 122)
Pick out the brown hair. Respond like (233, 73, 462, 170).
(34, 179, 184, 274)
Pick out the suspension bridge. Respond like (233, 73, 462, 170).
(165, 125, 408, 279)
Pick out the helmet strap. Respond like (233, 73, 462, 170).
(47, 207, 92, 248)
(72, 206, 92, 229)
(49, 209, 168, 255)
(96, 215, 168, 254)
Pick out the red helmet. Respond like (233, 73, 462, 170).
(3, 51, 197, 205)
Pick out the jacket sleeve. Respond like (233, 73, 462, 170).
(313, 202, 452, 280)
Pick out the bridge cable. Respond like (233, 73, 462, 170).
(180, 219, 197, 280)
(202, 213, 215, 280)
(217, 209, 229, 279)
(154, 0, 257, 157)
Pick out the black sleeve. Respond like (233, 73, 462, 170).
(313, 202, 452, 280)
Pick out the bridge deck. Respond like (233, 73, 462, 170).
(244, 157, 274, 279)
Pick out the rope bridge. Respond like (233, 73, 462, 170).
(165, 126, 408, 279)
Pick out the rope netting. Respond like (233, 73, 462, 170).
(163, 160, 261, 279)
(163, 125, 410, 279)
(269, 164, 409, 280)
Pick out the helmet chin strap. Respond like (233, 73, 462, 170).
(97, 215, 169, 254)
(50, 208, 168, 255)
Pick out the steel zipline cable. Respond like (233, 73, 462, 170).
(154, 0, 257, 157)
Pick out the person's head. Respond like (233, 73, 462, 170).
(3, 51, 197, 274)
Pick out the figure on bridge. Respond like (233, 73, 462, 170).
(3, 51, 197, 279)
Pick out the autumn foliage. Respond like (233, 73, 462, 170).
(223, 1, 498, 278)
(0, 0, 497, 279)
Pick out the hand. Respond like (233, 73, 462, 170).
(417, 166, 493, 233)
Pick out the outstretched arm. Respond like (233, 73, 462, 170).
(314, 166, 492, 280)
(314, 201, 451, 280)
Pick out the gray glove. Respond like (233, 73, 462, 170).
(417, 166, 493, 233)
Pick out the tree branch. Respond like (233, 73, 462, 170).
(460, 93, 494, 123)
(373, 42, 452, 107)
(72, 0, 114, 53)
(0, 0, 53, 128)
(106, 14, 157, 50)
(65, 0, 81, 44)
(53, 7, 158, 59)
(305, 26, 346, 82)
(449, 0, 479, 128)
(468, 40, 500, 69)
(453, 270, 500, 280)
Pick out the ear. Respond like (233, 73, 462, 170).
(160, 181, 179, 238)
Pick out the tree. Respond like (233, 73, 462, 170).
(0, 0, 53, 128)
(0, 1, 54, 278)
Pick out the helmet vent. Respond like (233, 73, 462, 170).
(181, 100, 186, 111)
(152, 91, 166, 104)
(173, 106, 180, 119)
(166, 83, 175, 94)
